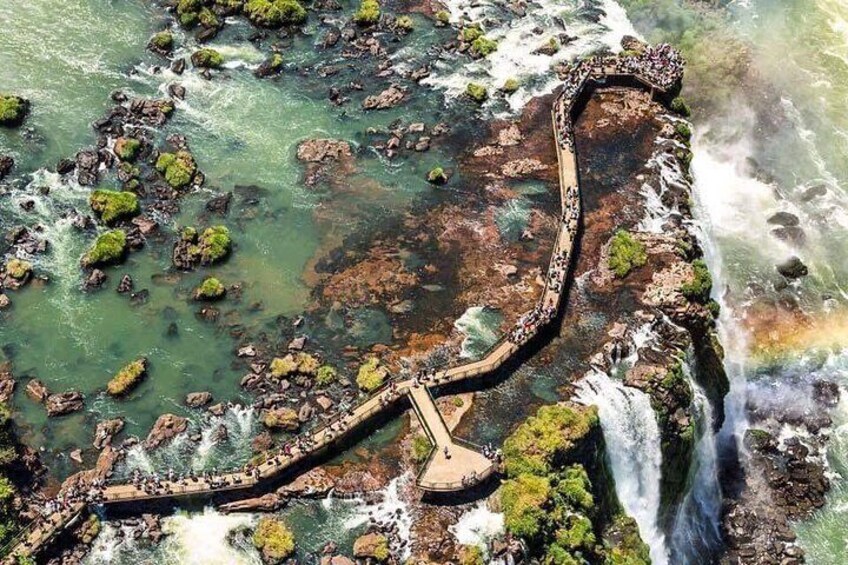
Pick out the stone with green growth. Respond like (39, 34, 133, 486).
(0, 95, 28, 128)
(114, 137, 141, 162)
(674, 121, 692, 142)
(461, 24, 482, 42)
(149, 31, 174, 53)
(394, 15, 414, 32)
(608, 230, 646, 278)
(457, 545, 484, 565)
(252, 517, 295, 562)
(82, 230, 128, 268)
(353, 0, 381, 26)
(191, 48, 224, 69)
(680, 259, 712, 303)
(670, 96, 691, 117)
(470, 36, 498, 57)
(604, 515, 651, 565)
(89, 190, 140, 226)
(107, 358, 148, 397)
(4, 259, 32, 281)
(270, 355, 299, 379)
(244, 0, 308, 27)
(195, 226, 232, 264)
(502, 78, 520, 93)
(434, 10, 450, 24)
(316, 365, 337, 386)
(356, 357, 387, 391)
(194, 277, 226, 301)
(465, 83, 488, 103)
(155, 151, 197, 189)
(426, 166, 448, 185)
(198, 7, 220, 28)
(295, 352, 320, 376)
(411, 434, 432, 463)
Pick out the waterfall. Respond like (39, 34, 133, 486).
(576, 369, 669, 565)
(449, 500, 505, 550)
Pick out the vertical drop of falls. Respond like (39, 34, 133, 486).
(577, 370, 669, 565)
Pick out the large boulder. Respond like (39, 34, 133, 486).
(776, 256, 808, 279)
(262, 408, 300, 431)
(362, 85, 406, 110)
(45, 391, 85, 417)
(353, 532, 390, 562)
(0, 155, 13, 180)
(93, 418, 125, 449)
(277, 468, 335, 497)
(143, 414, 189, 450)
(220, 493, 285, 513)
(185, 391, 213, 408)
(296, 139, 352, 163)
(26, 379, 49, 403)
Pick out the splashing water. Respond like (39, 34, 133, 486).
(449, 500, 505, 549)
(454, 306, 504, 359)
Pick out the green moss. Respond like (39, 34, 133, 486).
(5, 259, 32, 281)
(270, 355, 298, 378)
(295, 352, 320, 375)
(107, 358, 147, 397)
(435, 10, 450, 24)
(452, 396, 464, 407)
(149, 31, 174, 52)
(252, 517, 295, 562)
(553, 514, 595, 552)
(458, 545, 484, 565)
(356, 357, 387, 391)
(503, 404, 599, 477)
(706, 299, 721, 318)
(177, 0, 202, 27)
(114, 137, 142, 162)
(603, 515, 650, 565)
(608, 230, 647, 278)
(195, 225, 232, 264)
(244, 0, 308, 26)
(180, 11, 199, 27)
(191, 48, 224, 69)
(156, 150, 197, 189)
(0, 95, 27, 127)
(194, 277, 226, 300)
(82, 230, 128, 267)
(670, 96, 691, 117)
(394, 15, 414, 31)
(353, 0, 381, 25)
(545, 37, 560, 53)
(411, 434, 432, 463)
(89, 190, 140, 226)
(198, 7, 220, 27)
(681, 259, 712, 302)
(461, 24, 483, 42)
(501, 473, 551, 539)
(315, 365, 337, 386)
(554, 465, 594, 512)
(674, 121, 692, 142)
(465, 82, 488, 103)
(426, 166, 448, 185)
(502, 78, 520, 93)
(471, 36, 498, 57)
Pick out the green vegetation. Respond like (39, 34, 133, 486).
(501, 473, 551, 538)
(114, 137, 141, 161)
(411, 434, 432, 463)
(253, 517, 295, 562)
(353, 0, 381, 25)
(0, 95, 27, 127)
(544, 37, 560, 53)
(244, 0, 307, 27)
(465, 82, 488, 103)
(670, 96, 691, 117)
(356, 357, 387, 391)
(198, 7, 220, 27)
(262, 407, 299, 430)
(149, 31, 174, 52)
(316, 365, 337, 386)
(503, 404, 599, 477)
(458, 545, 484, 565)
(89, 189, 140, 225)
(295, 352, 320, 375)
(607, 230, 647, 278)
(603, 515, 651, 565)
(155, 150, 197, 189)
(674, 121, 692, 142)
(197, 226, 231, 264)
(452, 396, 464, 407)
(426, 166, 448, 185)
(461, 24, 483, 42)
(82, 230, 128, 267)
(502, 78, 520, 93)
(194, 277, 226, 301)
(394, 15, 414, 31)
(106, 358, 147, 397)
(270, 355, 298, 378)
(435, 10, 450, 24)
(680, 259, 712, 302)
(191, 48, 224, 69)
(4, 259, 32, 281)
(176, 0, 202, 27)
(470, 36, 498, 57)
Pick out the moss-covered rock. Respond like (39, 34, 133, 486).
(465, 83, 488, 103)
(603, 515, 651, 565)
(113, 137, 142, 162)
(262, 407, 300, 431)
(191, 48, 224, 69)
(434, 10, 450, 24)
(4, 259, 32, 281)
(426, 166, 448, 185)
(244, 0, 308, 27)
(353, 532, 390, 561)
(356, 357, 387, 391)
(315, 365, 337, 386)
(460, 24, 482, 42)
(155, 150, 198, 189)
(81, 230, 128, 268)
(106, 358, 148, 397)
(501, 78, 520, 94)
(148, 31, 174, 53)
(394, 15, 413, 32)
(670, 96, 691, 117)
(198, 7, 220, 28)
(680, 258, 712, 303)
(353, 0, 381, 25)
(255, 53, 285, 77)
(295, 352, 320, 376)
(89, 190, 140, 226)
(252, 517, 295, 563)
(0, 94, 29, 127)
(194, 277, 226, 301)
(470, 36, 498, 57)
(411, 434, 432, 463)
(270, 355, 298, 379)
(195, 226, 232, 264)
(501, 473, 551, 539)
(457, 545, 484, 565)
(608, 230, 646, 278)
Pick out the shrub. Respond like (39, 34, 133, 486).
(435, 10, 450, 24)
(82, 230, 127, 267)
(149, 31, 174, 52)
(194, 277, 225, 300)
(244, 0, 307, 26)
(107, 358, 148, 397)
(607, 230, 646, 278)
(394, 15, 414, 31)
(253, 517, 295, 562)
(0, 95, 27, 127)
(452, 396, 464, 407)
(501, 473, 551, 539)
(196, 225, 232, 264)
(198, 7, 220, 27)
(426, 166, 448, 185)
(353, 0, 381, 25)
(502, 78, 520, 93)
(470, 36, 498, 57)
(295, 352, 320, 375)
(191, 48, 224, 69)
(316, 365, 337, 386)
(461, 24, 482, 42)
(554, 465, 594, 512)
(177, 0, 202, 27)
(270, 355, 298, 378)
(89, 190, 140, 225)
(411, 434, 432, 463)
(5, 259, 32, 281)
(604, 515, 651, 565)
(670, 96, 691, 117)
(465, 83, 488, 103)
(674, 121, 692, 142)
(356, 357, 387, 391)
(155, 151, 197, 189)
(681, 259, 712, 302)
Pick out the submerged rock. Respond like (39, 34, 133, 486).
(45, 391, 85, 417)
(776, 256, 808, 279)
(26, 379, 50, 403)
(296, 139, 352, 162)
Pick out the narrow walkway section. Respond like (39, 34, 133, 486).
(0, 44, 685, 563)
